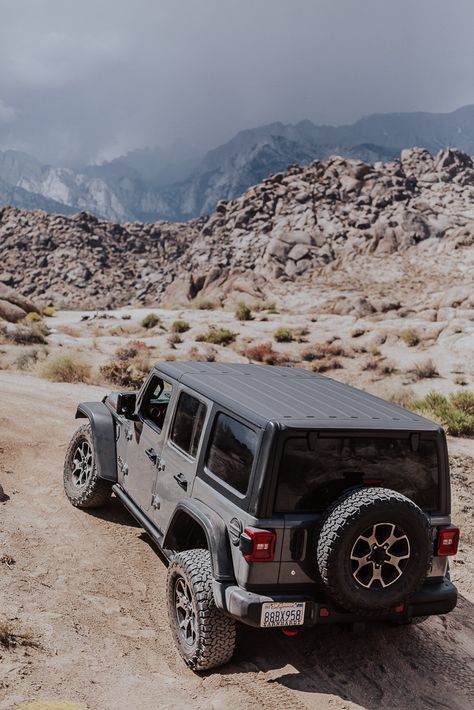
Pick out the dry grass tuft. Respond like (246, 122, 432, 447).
(5, 324, 48, 345)
(409, 358, 439, 380)
(400, 328, 421, 347)
(312, 359, 343, 373)
(40, 356, 91, 383)
(301, 342, 350, 361)
(0, 618, 39, 649)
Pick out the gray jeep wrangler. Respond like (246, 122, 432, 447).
(64, 363, 459, 670)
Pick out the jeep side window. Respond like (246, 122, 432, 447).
(205, 413, 257, 495)
(170, 391, 207, 458)
(142, 377, 173, 432)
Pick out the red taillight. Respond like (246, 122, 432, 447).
(435, 526, 460, 556)
(240, 528, 276, 562)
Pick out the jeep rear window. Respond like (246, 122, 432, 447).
(206, 413, 257, 495)
(275, 435, 439, 513)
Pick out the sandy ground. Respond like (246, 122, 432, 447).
(0, 371, 473, 710)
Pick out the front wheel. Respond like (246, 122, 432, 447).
(166, 549, 236, 670)
(63, 424, 111, 508)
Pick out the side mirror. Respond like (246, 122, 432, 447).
(117, 392, 138, 420)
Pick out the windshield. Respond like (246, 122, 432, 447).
(275, 434, 439, 513)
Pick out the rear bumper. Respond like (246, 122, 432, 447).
(213, 578, 457, 628)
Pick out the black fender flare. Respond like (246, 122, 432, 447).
(163, 499, 235, 582)
(75, 402, 118, 482)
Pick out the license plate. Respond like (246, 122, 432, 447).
(260, 601, 306, 628)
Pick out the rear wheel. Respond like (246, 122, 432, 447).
(166, 549, 236, 670)
(63, 424, 111, 508)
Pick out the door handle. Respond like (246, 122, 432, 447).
(145, 448, 159, 465)
(173, 473, 188, 491)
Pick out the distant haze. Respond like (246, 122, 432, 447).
(0, 0, 473, 165)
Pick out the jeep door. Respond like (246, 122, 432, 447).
(151, 389, 209, 528)
(124, 374, 175, 514)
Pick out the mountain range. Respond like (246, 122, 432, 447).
(1, 105, 474, 222)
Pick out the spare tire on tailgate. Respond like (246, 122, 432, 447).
(316, 487, 432, 612)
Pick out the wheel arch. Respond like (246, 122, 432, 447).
(163, 499, 235, 583)
(75, 402, 118, 482)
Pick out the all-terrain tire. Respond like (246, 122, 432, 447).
(316, 487, 432, 612)
(63, 424, 112, 508)
(166, 549, 236, 671)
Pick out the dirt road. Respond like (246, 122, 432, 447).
(1, 371, 473, 710)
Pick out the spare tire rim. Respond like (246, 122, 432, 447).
(174, 577, 197, 647)
(350, 522, 410, 589)
(71, 440, 93, 488)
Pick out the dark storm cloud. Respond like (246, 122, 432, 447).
(0, 0, 473, 164)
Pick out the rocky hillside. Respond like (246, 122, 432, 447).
(1, 147, 474, 309)
(2, 105, 474, 222)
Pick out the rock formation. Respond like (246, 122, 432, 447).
(1, 148, 473, 308)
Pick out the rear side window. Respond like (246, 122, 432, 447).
(206, 413, 257, 495)
(170, 392, 206, 458)
(275, 435, 439, 512)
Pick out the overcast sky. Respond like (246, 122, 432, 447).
(0, 0, 473, 165)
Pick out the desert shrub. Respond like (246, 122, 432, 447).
(379, 359, 397, 375)
(194, 298, 216, 310)
(410, 390, 474, 436)
(363, 356, 397, 375)
(0, 619, 38, 649)
(6, 324, 48, 345)
(246, 342, 289, 366)
(40, 355, 91, 383)
(42, 306, 57, 317)
(253, 300, 277, 313)
(312, 359, 343, 373)
(301, 342, 349, 361)
(24, 311, 42, 323)
(13, 349, 43, 371)
(409, 358, 439, 380)
(171, 319, 190, 333)
(351, 328, 365, 338)
(363, 356, 379, 371)
(273, 328, 294, 343)
(141, 313, 161, 329)
(58, 325, 81, 337)
(400, 328, 420, 347)
(187, 346, 217, 362)
(235, 302, 253, 321)
(195, 327, 236, 345)
(450, 389, 474, 415)
(387, 387, 415, 408)
(454, 374, 467, 386)
(100, 345, 151, 388)
(168, 333, 182, 348)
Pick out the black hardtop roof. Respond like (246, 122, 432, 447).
(154, 362, 440, 432)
